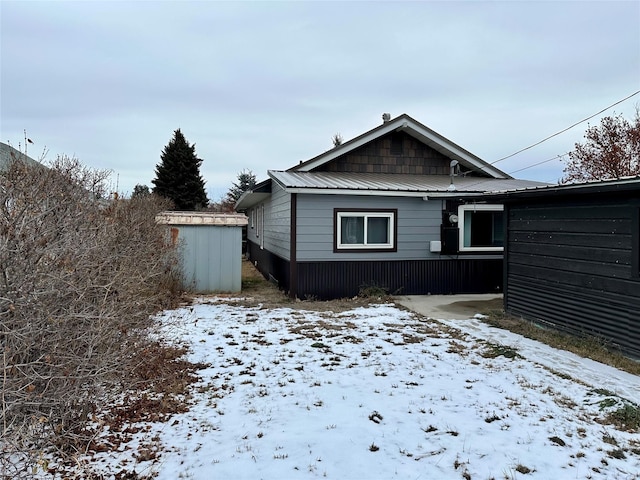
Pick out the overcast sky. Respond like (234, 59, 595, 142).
(2, 1, 639, 200)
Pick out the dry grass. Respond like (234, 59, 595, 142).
(240, 260, 639, 375)
(480, 309, 640, 376)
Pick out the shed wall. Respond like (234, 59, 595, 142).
(177, 225, 243, 293)
(505, 197, 640, 357)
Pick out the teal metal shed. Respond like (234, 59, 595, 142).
(156, 212, 248, 293)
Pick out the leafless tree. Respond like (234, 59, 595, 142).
(562, 108, 640, 183)
(0, 156, 181, 474)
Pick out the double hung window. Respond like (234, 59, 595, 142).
(335, 209, 396, 251)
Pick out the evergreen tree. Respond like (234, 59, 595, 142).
(225, 169, 257, 205)
(152, 129, 208, 210)
(131, 184, 151, 198)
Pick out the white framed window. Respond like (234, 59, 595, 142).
(259, 204, 264, 249)
(334, 209, 396, 251)
(458, 204, 504, 252)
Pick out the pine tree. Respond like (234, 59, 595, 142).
(131, 184, 150, 198)
(226, 169, 257, 205)
(152, 129, 209, 210)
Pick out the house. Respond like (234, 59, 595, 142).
(0, 142, 41, 172)
(485, 176, 640, 358)
(236, 114, 546, 300)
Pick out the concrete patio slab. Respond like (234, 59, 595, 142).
(394, 294, 503, 320)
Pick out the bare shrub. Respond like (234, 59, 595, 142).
(0, 156, 182, 472)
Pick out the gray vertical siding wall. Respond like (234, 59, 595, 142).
(264, 183, 291, 260)
(296, 194, 443, 261)
(178, 225, 243, 293)
(505, 198, 640, 357)
(246, 183, 291, 261)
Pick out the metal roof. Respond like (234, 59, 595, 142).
(268, 171, 547, 196)
(482, 174, 640, 200)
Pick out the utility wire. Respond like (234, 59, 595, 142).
(507, 152, 569, 175)
(490, 89, 640, 165)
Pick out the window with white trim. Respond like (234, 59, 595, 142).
(259, 204, 264, 249)
(335, 210, 396, 251)
(458, 204, 504, 252)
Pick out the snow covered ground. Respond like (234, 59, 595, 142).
(91, 298, 639, 479)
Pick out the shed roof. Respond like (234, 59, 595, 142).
(156, 211, 248, 226)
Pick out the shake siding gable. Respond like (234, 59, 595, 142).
(315, 131, 454, 176)
(295, 194, 442, 262)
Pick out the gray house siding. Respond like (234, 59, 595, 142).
(245, 183, 292, 288)
(246, 182, 291, 261)
(246, 190, 504, 299)
(263, 183, 291, 261)
(505, 196, 640, 358)
(296, 194, 442, 261)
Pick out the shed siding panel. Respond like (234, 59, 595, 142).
(178, 225, 242, 292)
(505, 198, 640, 358)
(295, 194, 442, 261)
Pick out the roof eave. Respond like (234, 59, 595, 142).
(235, 178, 272, 210)
(482, 176, 640, 201)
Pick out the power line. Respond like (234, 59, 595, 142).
(507, 152, 569, 175)
(491, 89, 640, 165)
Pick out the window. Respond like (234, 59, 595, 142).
(259, 204, 264, 249)
(458, 204, 504, 252)
(334, 209, 397, 251)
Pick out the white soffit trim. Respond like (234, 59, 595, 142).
(398, 123, 508, 179)
(283, 187, 430, 197)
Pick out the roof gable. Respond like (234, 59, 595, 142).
(290, 114, 510, 179)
